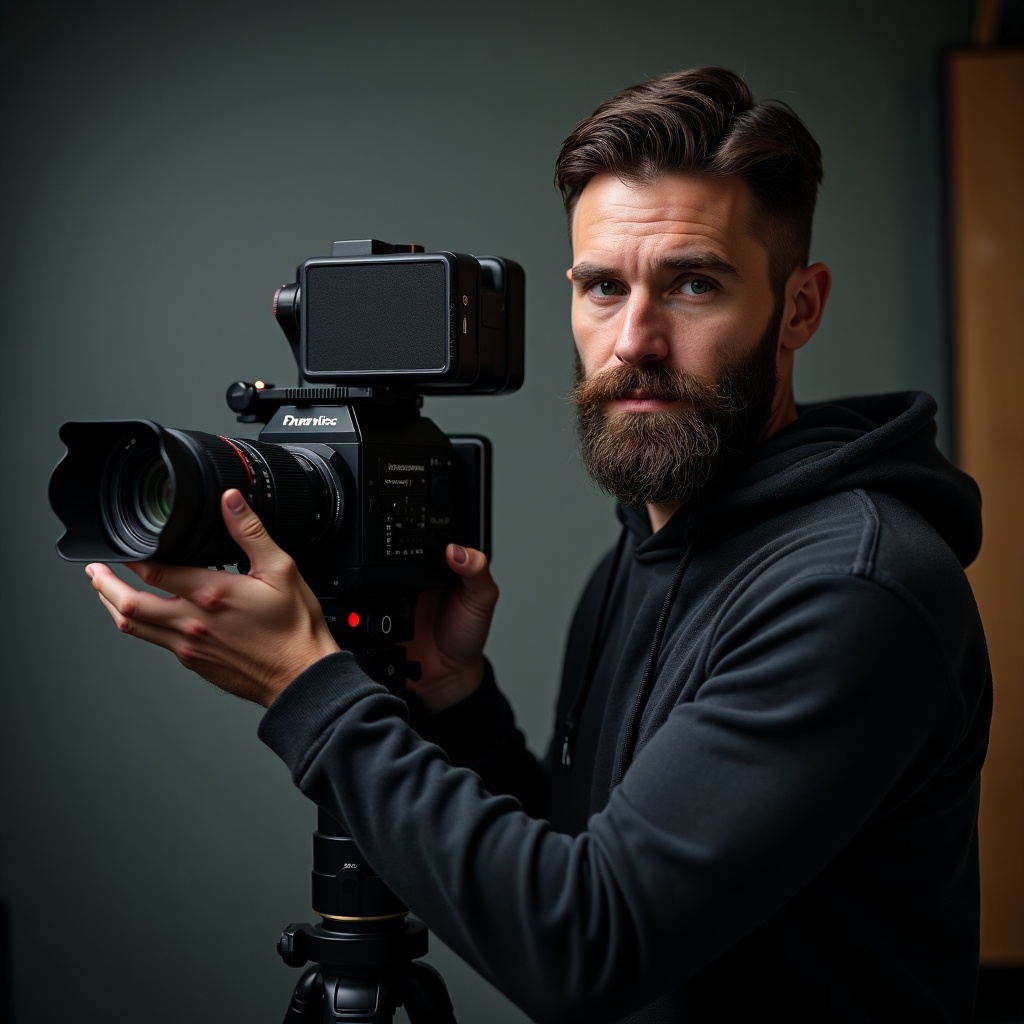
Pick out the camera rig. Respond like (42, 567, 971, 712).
(49, 238, 526, 1023)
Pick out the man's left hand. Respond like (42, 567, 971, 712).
(87, 488, 341, 707)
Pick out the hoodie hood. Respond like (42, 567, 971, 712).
(621, 392, 982, 568)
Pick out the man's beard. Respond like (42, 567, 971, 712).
(570, 311, 781, 509)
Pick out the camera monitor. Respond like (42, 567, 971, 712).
(273, 240, 524, 394)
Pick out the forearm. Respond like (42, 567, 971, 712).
(407, 661, 550, 818)
(259, 654, 656, 1023)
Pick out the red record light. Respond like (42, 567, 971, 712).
(346, 611, 361, 629)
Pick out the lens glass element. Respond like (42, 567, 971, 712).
(138, 459, 174, 529)
(101, 435, 174, 557)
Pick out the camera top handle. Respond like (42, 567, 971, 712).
(227, 380, 423, 425)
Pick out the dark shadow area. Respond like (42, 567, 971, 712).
(0, 899, 10, 1024)
(976, 966, 1024, 1023)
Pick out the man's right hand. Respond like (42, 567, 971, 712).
(402, 544, 499, 712)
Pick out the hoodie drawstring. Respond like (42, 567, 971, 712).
(612, 530, 698, 789)
(561, 526, 629, 768)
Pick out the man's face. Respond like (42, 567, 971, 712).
(567, 171, 786, 510)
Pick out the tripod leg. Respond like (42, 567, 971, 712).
(282, 965, 323, 1023)
(403, 962, 457, 1024)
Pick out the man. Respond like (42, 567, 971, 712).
(87, 68, 991, 1021)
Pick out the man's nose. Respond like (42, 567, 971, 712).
(613, 293, 670, 365)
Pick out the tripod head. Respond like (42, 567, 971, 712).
(278, 808, 454, 1023)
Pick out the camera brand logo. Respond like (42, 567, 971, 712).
(281, 414, 339, 427)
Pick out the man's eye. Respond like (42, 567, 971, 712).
(681, 278, 713, 296)
(590, 280, 619, 297)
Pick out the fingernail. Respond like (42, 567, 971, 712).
(226, 491, 246, 514)
(452, 544, 468, 565)
(85, 565, 95, 579)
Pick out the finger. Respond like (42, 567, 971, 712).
(95, 589, 184, 652)
(125, 560, 230, 603)
(90, 566, 214, 658)
(220, 489, 292, 576)
(87, 563, 184, 625)
(446, 548, 497, 589)
(85, 562, 115, 583)
(445, 544, 499, 611)
(446, 544, 488, 578)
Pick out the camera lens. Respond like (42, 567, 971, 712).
(102, 434, 173, 554)
(92, 424, 342, 564)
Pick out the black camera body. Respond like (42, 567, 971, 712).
(49, 240, 524, 651)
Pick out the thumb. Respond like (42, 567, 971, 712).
(446, 544, 499, 612)
(221, 489, 287, 571)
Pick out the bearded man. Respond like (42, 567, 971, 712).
(87, 68, 991, 1022)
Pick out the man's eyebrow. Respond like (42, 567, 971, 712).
(569, 252, 741, 282)
(569, 262, 618, 281)
(661, 252, 741, 278)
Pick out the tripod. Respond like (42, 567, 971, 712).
(277, 644, 457, 1023)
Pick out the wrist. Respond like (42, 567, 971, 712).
(408, 659, 484, 712)
(262, 634, 342, 708)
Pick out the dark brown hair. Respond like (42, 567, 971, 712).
(555, 67, 823, 293)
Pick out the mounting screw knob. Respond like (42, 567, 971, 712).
(277, 923, 309, 968)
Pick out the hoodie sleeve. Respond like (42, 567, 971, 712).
(257, 567, 982, 1024)
(405, 662, 550, 819)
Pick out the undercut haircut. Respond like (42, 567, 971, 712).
(554, 67, 824, 295)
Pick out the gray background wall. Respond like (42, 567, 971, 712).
(0, 2, 971, 1021)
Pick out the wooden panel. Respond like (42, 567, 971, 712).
(948, 49, 1024, 962)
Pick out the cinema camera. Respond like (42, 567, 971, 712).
(48, 239, 523, 1022)
(49, 239, 525, 682)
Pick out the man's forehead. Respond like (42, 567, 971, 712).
(569, 171, 764, 267)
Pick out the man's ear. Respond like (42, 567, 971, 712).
(779, 262, 831, 353)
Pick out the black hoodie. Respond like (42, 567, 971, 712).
(260, 391, 991, 1023)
